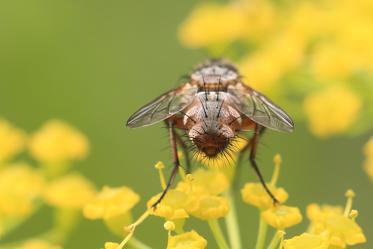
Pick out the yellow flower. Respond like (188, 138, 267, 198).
(167, 230, 207, 249)
(104, 242, 119, 249)
(43, 173, 96, 209)
(29, 120, 89, 164)
(20, 239, 62, 249)
(0, 163, 44, 217)
(311, 43, 364, 81)
(190, 195, 229, 220)
(176, 169, 229, 196)
(239, 32, 305, 92)
(241, 183, 288, 210)
(179, 3, 247, 48)
(0, 119, 26, 163)
(83, 186, 139, 220)
(283, 233, 329, 249)
(307, 204, 366, 247)
(147, 189, 190, 220)
(240, 0, 277, 42)
(303, 87, 362, 137)
(262, 205, 302, 230)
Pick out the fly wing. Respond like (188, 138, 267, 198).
(126, 84, 198, 128)
(228, 83, 294, 132)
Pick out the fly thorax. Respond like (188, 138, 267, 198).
(187, 94, 235, 157)
(191, 64, 238, 84)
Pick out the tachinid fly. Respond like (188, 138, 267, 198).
(126, 59, 294, 208)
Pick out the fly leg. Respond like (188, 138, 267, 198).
(248, 125, 279, 204)
(175, 132, 192, 173)
(233, 128, 266, 188)
(151, 121, 181, 209)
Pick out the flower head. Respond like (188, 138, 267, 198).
(262, 205, 302, 230)
(43, 173, 96, 209)
(0, 163, 44, 217)
(241, 183, 288, 210)
(190, 195, 229, 220)
(283, 233, 329, 249)
(167, 230, 207, 249)
(0, 120, 26, 163)
(20, 239, 62, 249)
(83, 186, 139, 220)
(104, 242, 119, 249)
(147, 189, 190, 220)
(29, 120, 89, 164)
(176, 169, 229, 196)
(303, 87, 362, 137)
(307, 203, 366, 247)
(179, 3, 247, 49)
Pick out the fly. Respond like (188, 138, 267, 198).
(126, 59, 294, 208)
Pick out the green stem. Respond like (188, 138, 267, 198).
(128, 237, 152, 249)
(255, 214, 268, 249)
(224, 190, 242, 249)
(208, 219, 229, 249)
(267, 230, 284, 249)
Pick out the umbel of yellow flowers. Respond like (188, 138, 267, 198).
(98, 154, 366, 249)
(0, 119, 96, 248)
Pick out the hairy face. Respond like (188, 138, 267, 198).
(189, 123, 234, 157)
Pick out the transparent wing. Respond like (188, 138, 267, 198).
(126, 84, 198, 128)
(228, 83, 294, 132)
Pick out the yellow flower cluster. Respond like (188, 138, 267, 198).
(92, 154, 367, 249)
(281, 190, 366, 249)
(0, 163, 44, 218)
(239, 155, 366, 249)
(164, 221, 207, 249)
(83, 186, 140, 236)
(29, 120, 89, 165)
(43, 173, 96, 209)
(179, 0, 373, 137)
(148, 167, 230, 221)
(0, 119, 94, 248)
(303, 87, 362, 137)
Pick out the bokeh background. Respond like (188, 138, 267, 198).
(0, 0, 372, 248)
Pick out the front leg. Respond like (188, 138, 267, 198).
(233, 128, 266, 188)
(249, 125, 279, 204)
(151, 120, 180, 209)
(175, 132, 192, 173)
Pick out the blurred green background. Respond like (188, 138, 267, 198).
(0, 0, 371, 248)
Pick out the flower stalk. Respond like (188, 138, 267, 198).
(208, 219, 229, 249)
(224, 189, 242, 249)
(267, 230, 285, 249)
(255, 214, 268, 249)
